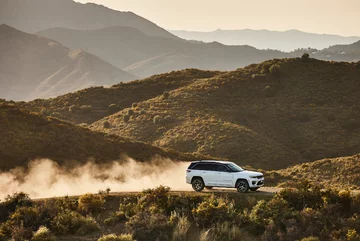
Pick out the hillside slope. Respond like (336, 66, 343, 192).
(170, 29, 360, 52)
(0, 25, 135, 100)
(267, 154, 360, 189)
(89, 58, 360, 169)
(37, 26, 289, 77)
(0, 0, 176, 39)
(0, 103, 198, 171)
(20, 69, 223, 124)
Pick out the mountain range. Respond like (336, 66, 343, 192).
(0, 0, 175, 39)
(0, 24, 135, 100)
(36, 26, 288, 78)
(170, 29, 360, 52)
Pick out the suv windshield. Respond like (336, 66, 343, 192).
(226, 163, 244, 172)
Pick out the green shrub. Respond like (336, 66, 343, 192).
(278, 180, 323, 210)
(163, 91, 170, 99)
(109, 104, 119, 114)
(153, 115, 163, 125)
(76, 217, 100, 235)
(127, 109, 134, 116)
(68, 105, 78, 112)
(104, 211, 127, 226)
(269, 64, 281, 76)
(302, 53, 310, 60)
(171, 213, 191, 241)
(79, 105, 92, 114)
(123, 114, 130, 123)
(126, 212, 174, 241)
(263, 85, 276, 97)
(51, 210, 99, 235)
(200, 222, 244, 241)
(31, 226, 56, 241)
(98, 234, 135, 241)
(0, 193, 33, 222)
(78, 193, 104, 214)
(192, 196, 237, 228)
(300, 237, 320, 241)
(132, 103, 138, 108)
(103, 121, 111, 129)
(164, 115, 173, 124)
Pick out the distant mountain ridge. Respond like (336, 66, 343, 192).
(0, 0, 176, 39)
(37, 26, 289, 78)
(0, 24, 135, 100)
(170, 29, 360, 51)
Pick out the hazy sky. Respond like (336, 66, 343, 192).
(76, 0, 360, 36)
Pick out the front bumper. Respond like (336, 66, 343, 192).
(248, 178, 265, 187)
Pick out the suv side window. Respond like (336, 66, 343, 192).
(192, 163, 217, 171)
(216, 164, 230, 172)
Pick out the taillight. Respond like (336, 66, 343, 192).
(186, 170, 191, 172)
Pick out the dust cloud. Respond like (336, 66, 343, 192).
(0, 158, 192, 199)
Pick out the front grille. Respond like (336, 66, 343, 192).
(257, 181, 264, 185)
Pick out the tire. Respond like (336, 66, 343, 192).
(250, 187, 259, 192)
(236, 180, 249, 193)
(205, 186, 213, 190)
(192, 178, 205, 192)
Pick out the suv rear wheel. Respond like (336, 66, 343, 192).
(236, 180, 249, 193)
(192, 178, 205, 192)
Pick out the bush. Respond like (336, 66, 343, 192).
(109, 104, 119, 114)
(163, 91, 170, 99)
(76, 217, 100, 235)
(0, 193, 32, 222)
(269, 64, 281, 76)
(153, 115, 163, 125)
(31, 226, 56, 241)
(302, 53, 310, 60)
(123, 114, 130, 123)
(126, 212, 174, 241)
(263, 85, 276, 97)
(278, 180, 323, 211)
(301, 237, 320, 241)
(104, 212, 127, 226)
(163, 115, 173, 124)
(192, 196, 237, 228)
(200, 222, 244, 241)
(98, 234, 135, 241)
(132, 103, 138, 108)
(51, 210, 99, 235)
(171, 214, 191, 241)
(103, 121, 111, 129)
(68, 105, 78, 112)
(127, 109, 134, 116)
(78, 193, 104, 214)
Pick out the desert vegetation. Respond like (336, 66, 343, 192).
(0, 182, 360, 241)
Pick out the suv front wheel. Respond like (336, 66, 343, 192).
(192, 178, 205, 192)
(236, 180, 249, 193)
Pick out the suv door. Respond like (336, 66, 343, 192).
(192, 163, 217, 186)
(215, 164, 233, 187)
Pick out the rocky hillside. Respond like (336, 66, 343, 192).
(0, 102, 198, 171)
(0, 25, 135, 100)
(85, 58, 360, 169)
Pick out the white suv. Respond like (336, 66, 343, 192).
(186, 160, 264, 193)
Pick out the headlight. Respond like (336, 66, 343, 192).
(249, 176, 257, 178)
